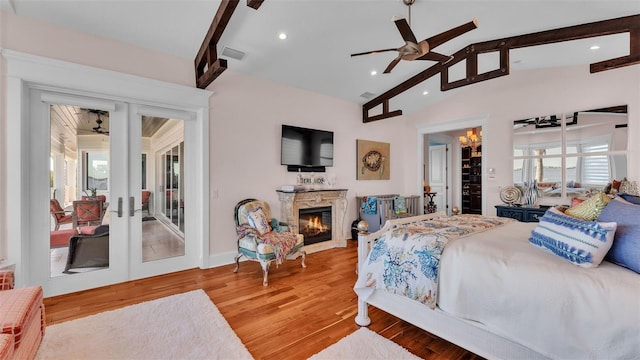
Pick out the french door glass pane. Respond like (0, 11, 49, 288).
(142, 117, 184, 262)
(49, 105, 110, 277)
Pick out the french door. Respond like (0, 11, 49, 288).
(29, 90, 198, 296)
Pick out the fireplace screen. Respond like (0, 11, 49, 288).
(299, 206, 332, 245)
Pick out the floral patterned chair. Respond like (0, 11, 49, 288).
(234, 199, 306, 286)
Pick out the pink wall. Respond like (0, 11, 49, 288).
(0, 10, 193, 86)
(0, 11, 413, 260)
(207, 70, 411, 254)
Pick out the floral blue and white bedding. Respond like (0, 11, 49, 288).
(355, 213, 640, 359)
(354, 214, 514, 309)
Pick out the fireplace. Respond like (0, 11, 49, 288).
(299, 206, 332, 245)
(277, 189, 348, 253)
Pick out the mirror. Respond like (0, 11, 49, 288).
(513, 105, 628, 200)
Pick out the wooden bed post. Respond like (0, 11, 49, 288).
(355, 220, 371, 326)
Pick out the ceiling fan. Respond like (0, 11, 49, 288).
(351, 0, 478, 74)
(78, 109, 110, 135)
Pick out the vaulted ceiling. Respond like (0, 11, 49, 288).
(2, 0, 639, 116)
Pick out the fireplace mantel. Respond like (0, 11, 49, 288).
(276, 189, 348, 253)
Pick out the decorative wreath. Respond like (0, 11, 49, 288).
(500, 186, 523, 205)
(362, 150, 383, 171)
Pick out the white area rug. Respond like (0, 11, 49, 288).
(308, 328, 421, 360)
(36, 289, 253, 360)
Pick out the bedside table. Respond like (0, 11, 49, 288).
(495, 205, 551, 222)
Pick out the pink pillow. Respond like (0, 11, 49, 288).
(570, 197, 585, 207)
(79, 226, 98, 235)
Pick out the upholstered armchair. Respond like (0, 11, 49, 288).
(234, 199, 306, 286)
(50, 198, 73, 230)
(64, 225, 110, 274)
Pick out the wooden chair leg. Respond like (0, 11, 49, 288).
(300, 250, 307, 268)
(260, 261, 270, 286)
(233, 253, 243, 273)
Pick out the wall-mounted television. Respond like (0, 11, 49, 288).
(281, 124, 333, 172)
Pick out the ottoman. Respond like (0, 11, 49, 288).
(49, 229, 79, 248)
(0, 286, 45, 360)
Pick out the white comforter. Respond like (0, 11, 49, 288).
(438, 221, 640, 359)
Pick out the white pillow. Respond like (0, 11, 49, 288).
(247, 207, 270, 235)
(529, 207, 616, 268)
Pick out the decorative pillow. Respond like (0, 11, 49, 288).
(79, 226, 99, 235)
(619, 179, 639, 196)
(596, 197, 640, 273)
(564, 192, 610, 221)
(611, 179, 623, 191)
(617, 193, 640, 205)
(393, 196, 407, 215)
(247, 207, 270, 235)
(570, 197, 585, 207)
(529, 207, 616, 268)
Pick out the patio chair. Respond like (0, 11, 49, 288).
(50, 198, 73, 230)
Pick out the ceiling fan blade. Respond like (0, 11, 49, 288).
(424, 18, 478, 50)
(383, 56, 402, 74)
(351, 48, 398, 57)
(394, 18, 417, 44)
(416, 51, 453, 63)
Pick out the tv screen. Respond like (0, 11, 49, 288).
(281, 125, 333, 167)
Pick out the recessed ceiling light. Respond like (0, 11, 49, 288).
(278, 32, 287, 40)
(590, 45, 600, 50)
(370, 70, 377, 76)
(422, 90, 429, 95)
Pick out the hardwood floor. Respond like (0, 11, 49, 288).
(43, 241, 483, 360)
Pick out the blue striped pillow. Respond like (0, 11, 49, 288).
(529, 207, 617, 267)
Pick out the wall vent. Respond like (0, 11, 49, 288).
(221, 47, 246, 61)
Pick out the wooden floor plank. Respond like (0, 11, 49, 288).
(43, 240, 482, 359)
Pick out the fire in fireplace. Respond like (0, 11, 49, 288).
(299, 206, 332, 245)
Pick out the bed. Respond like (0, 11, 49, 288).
(354, 212, 640, 359)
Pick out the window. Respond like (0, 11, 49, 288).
(85, 152, 109, 190)
(513, 106, 628, 199)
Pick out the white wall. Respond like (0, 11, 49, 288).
(405, 64, 640, 214)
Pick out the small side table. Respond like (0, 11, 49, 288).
(425, 192, 438, 213)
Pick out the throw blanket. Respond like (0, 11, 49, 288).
(362, 196, 378, 215)
(236, 224, 299, 264)
(354, 215, 514, 309)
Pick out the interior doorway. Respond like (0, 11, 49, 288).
(417, 118, 486, 216)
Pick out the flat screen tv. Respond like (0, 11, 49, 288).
(281, 125, 333, 171)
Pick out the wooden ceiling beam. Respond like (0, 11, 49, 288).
(195, 0, 266, 89)
(362, 13, 640, 123)
(247, 0, 264, 10)
(195, 0, 239, 89)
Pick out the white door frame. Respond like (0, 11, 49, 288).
(416, 117, 487, 215)
(4, 50, 211, 295)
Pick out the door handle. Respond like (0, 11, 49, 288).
(116, 197, 123, 217)
(108, 197, 123, 217)
(129, 196, 135, 217)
